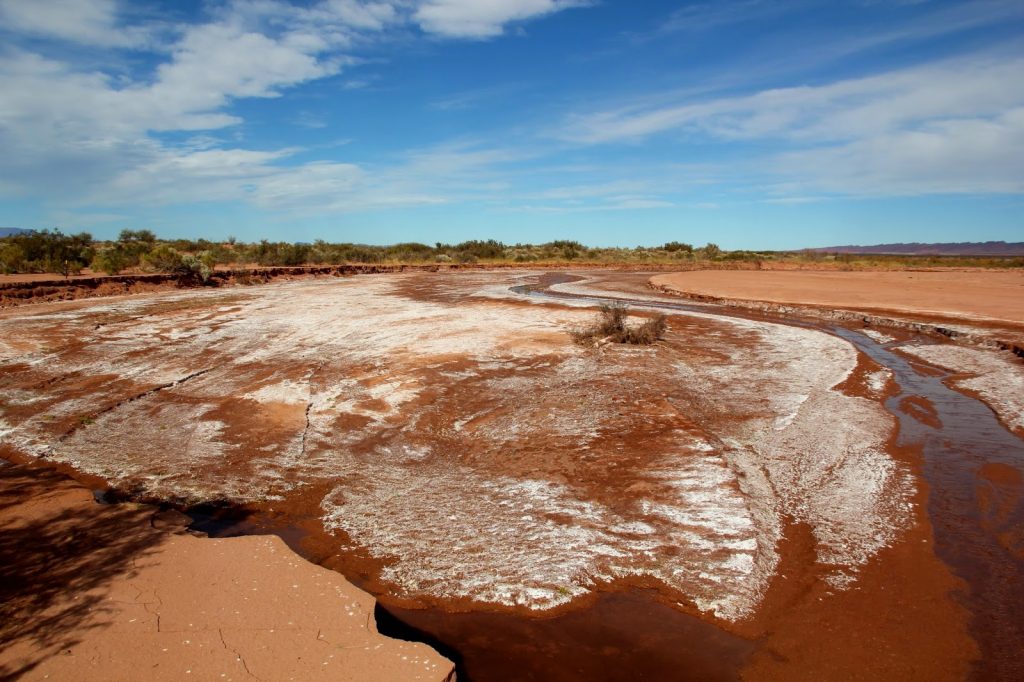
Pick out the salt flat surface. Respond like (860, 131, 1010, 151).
(0, 273, 913, 620)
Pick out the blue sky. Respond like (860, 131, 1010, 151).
(0, 0, 1022, 249)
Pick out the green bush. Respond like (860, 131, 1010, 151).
(91, 248, 128, 275)
(0, 242, 26, 274)
(0, 229, 93, 275)
(143, 244, 184, 273)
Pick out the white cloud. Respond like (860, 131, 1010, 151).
(75, 139, 531, 214)
(0, 0, 150, 47)
(561, 54, 1024, 196)
(0, 1, 384, 207)
(776, 108, 1024, 196)
(563, 56, 1024, 144)
(0, 0, 589, 218)
(537, 180, 655, 201)
(652, 0, 790, 36)
(146, 21, 343, 124)
(413, 0, 585, 38)
(512, 196, 674, 213)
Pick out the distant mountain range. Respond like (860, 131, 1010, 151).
(0, 227, 33, 238)
(805, 241, 1024, 256)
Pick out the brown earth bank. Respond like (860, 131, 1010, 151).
(7, 263, 1020, 310)
(0, 264, 693, 309)
(0, 459, 455, 681)
(2, 270, 1022, 680)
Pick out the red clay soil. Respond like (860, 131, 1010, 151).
(0, 461, 454, 681)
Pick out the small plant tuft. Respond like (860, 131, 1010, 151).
(571, 304, 667, 346)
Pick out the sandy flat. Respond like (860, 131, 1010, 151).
(651, 270, 1024, 325)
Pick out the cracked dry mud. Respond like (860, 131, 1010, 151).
(2, 270, 1022, 680)
(0, 461, 454, 681)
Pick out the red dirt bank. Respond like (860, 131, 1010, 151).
(0, 461, 454, 681)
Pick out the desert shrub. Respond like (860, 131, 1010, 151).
(698, 242, 721, 260)
(142, 244, 183, 272)
(571, 304, 667, 346)
(662, 241, 693, 253)
(180, 251, 216, 282)
(0, 229, 93, 275)
(91, 247, 129, 275)
(384, 242, 434, 262)
(116, 229, 156, 267)
(0, 242, 26, 274)
(438, 239, 506, 260)
(142, 246, 214, 283)
(620, 314, 667, 344)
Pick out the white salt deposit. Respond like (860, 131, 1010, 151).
(861, 328, 896, 345)
(321, 436, 765, 620)
(671, 297, 915, 585)
(866, 369, 892, 395)
(242, 379, 309, 405)
(900, 344, 1024, 434)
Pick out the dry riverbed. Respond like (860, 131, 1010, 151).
(2, 269, 1021, 679)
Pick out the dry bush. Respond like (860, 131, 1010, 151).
(571, 304, 667, 346)
(621, 314, 667, 344)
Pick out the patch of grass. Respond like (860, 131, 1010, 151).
(571, 303, 667, 346)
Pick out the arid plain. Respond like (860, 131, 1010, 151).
(2, 269, 1023, 681)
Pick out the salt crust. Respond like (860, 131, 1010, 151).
(866, 369, 892, 395)
(321, 435, 762, 619)
(861, 329, 896, 345)
(0, 274, 915, 619)
(671, 313, 915, 590)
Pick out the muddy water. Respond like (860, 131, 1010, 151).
(519, 277, 1024, 680)
(834, 328, 1024, 681)
(379, 593, 754, 681)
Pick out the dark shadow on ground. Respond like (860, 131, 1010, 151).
(0, 461, 165, 681)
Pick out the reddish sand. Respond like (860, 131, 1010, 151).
(0, 462, 454, 681)
(651, 270, 1024, 326)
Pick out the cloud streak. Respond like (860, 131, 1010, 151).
(414, 0, 587, 39)
(560, 53, 1024, 196)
